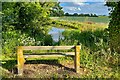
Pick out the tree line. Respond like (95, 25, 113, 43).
(64, 13, 98, 17)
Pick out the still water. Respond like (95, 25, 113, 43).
(48, 27, 64, 42)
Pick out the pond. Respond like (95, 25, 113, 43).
(48, 27, 65, 42)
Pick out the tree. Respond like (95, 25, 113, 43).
(2, 2, 55, 54)
(64, 13, 70, 16)
(106, 1, 120, 53)
(50, 2, 64, 17)
(73, 13, 78, 16)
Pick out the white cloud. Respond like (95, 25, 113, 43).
(65, 7, 81, 11)
(61, 2, 109, 15)
(78, 7, 81, 10)
(58, 0, 85, 2)
(73, 2, 90, 6)
(73, 2, 85, 6)
(58, 0, 105, 2)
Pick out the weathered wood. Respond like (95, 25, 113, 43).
(63, 52, 75, 55)
(24, 54, 65, 58)
(17, 46, 25, 75)
(74, 46, 81, 73)
(24, 52, 75, 58)
(17, 45, 81, 75)
(20, 46, 75, 50)
(24, 52, 75, 55)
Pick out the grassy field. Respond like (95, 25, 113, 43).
(1, 51, 119, 79)
(51, 16, 109, 23)
(1, 16, 119, 79)
(51, 17, 108, 32)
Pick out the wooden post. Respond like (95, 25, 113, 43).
(17, 46, 25, 75)
(74, 45, 80, 73)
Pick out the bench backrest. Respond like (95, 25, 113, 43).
(17, 46, 75, 50)
(17, 45, 81, 75)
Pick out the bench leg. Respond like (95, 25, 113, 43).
(74, 46, 80, 73)
(17, 46, 25, 76)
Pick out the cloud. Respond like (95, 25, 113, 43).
(78, 3, 108, 15)
(73, 2, 86, 6)
(78, 7, 81, 10)
(60, 2, 109, 15)
(58, 0, 105, 2)
(59, 0, 86, 6)
(58, 0, 84, 2)
(65, 7, 81, 11)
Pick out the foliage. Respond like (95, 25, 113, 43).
(2, 25, 20, 55)
(2, 2, 55, 55)
(62, 29, 109, 52)
(80, 46, 119, 78)
(106, 1, 120, 53)
(1, 1, 119, 79)
(18, 33, 36, 46)
(50, 2, 64, 17)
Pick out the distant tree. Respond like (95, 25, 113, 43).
(64, 13, 98, 17)
(73, 13, 78, 16)
(84, 14, 90, 17)
(90, 13, 94, 17)
(64, 13, 70, 16)
(93, 14, 98, 17)
(79, 13, 84, 17)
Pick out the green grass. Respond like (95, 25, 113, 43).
(51, 16, 109, 23)
(1, 15, 119, 79)
(1, 50, 119, 79)
(51, 19, 108, 32)
(51, 16, 108, 32)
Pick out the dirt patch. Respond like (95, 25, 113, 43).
(2, 59, 90, 78)
(20, 60, 90, 78)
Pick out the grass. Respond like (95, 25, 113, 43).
(51, 16, 108, 33)
(50, 16, 109, 23)
(1, 16, 119, 79)
(1, 49, 119, 79)
(80, 47, 120, 78)
(51, 19, 108, 32)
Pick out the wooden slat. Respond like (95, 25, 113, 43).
(74, 46, 81, 73)
(24, 52, 75, 58)
(24, 52, 75, 55)
(24, 54, 66, 58)
(17, 46, 25, 76)
(18, 46, 75, 50)
(64, 52, 75, 55)
(17, 45, 81, 75)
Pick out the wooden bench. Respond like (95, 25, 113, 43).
(17, 46, 81, 75)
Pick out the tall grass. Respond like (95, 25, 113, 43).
(51, 16, 109, 23)
(51, 19, 108, 31)
(1, 16, 119, 78)
(56, 26, 119, 78)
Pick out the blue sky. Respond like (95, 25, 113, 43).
(58, 0, 109, 15)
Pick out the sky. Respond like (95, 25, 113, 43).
(58, 0, 109, 15)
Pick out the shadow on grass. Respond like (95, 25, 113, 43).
(1, 60, 17, 74)
(1, 59, 75, 74)
(25, 59, 75, 72)
(1, 60, 17, 69)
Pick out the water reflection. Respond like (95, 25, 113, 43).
(48, 27, 64, 42)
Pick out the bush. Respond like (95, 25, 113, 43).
(106, 1, 120, 53)
(2, 28, 20, 55)
(62, 29, 109, 52)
